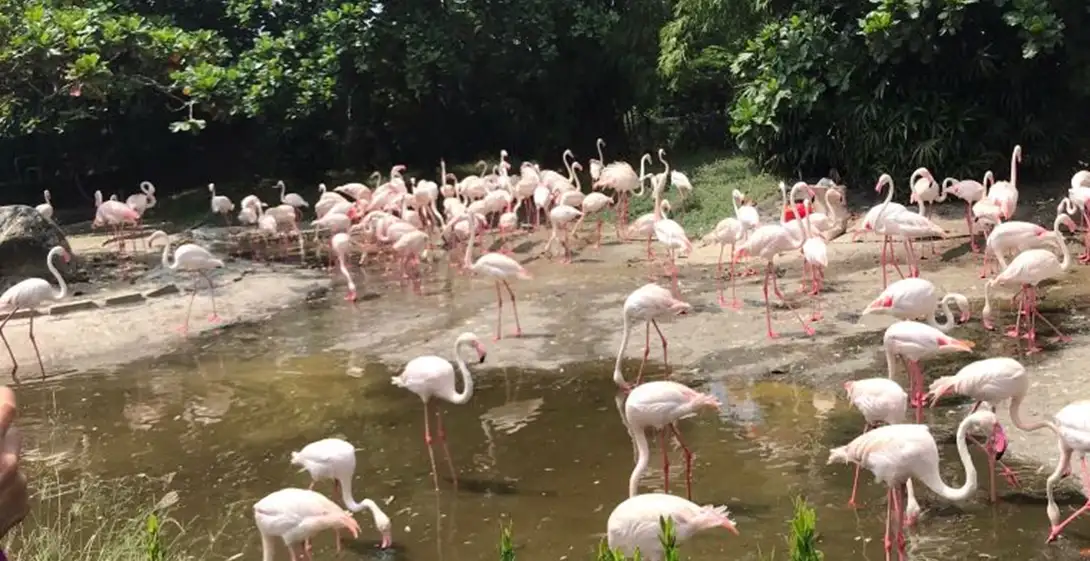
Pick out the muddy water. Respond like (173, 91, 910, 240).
(11, 309, 1087, 561)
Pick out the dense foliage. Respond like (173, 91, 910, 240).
(1, 0, 1088, 202)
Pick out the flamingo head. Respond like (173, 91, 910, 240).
(993, 422, 1009, 460)
(873, 174, 893, 194)
(935, 335, 974, 353)
(60, 248, 71, 264)
(1013, 144, 1022, 163)
(861, 295, 894, 316)
(456, 332, 487, 363)
(1059, 214, 1077, 234)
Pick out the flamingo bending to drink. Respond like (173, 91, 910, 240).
(828, 411, 997, 561)
(391, 332, 486, 490)
(861, 277, 970, 333)
(606, 493, 737, 561)
(843, 378, 907, 509)
(0, 245, 69, 383)
(621, 380, 720, 500)
(612, 283, 692, 390)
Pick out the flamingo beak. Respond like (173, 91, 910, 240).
(722, 521, 740, 535)
(380, 531, 392, 549)
(959, 310, 971, 323)
(994, 423, 1009, 461)
(939, 337, 975, 352)
(475, 342, 487, 363)
(62, 251, 71, 264)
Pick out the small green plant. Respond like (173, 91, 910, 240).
(145, 513, 165, 561)
(787, 497, 823, 561)
(499, 522, 516, 561)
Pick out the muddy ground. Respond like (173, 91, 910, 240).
(8, 196, 1090, 475)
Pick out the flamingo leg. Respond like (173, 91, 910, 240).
(907, 360, 925, 420)
(965, 202, 978, 253)
(883, 487, 894, 561)
(893, 484, 907, 559)
(0, 309, 19, 384)
(670, 423, 694, 500)
(715, 244, 727, 307)
(768, 261, 814, 336)
(848, 422, 870, 507)
(903, 238, 919, 278)
(636, 321, 651, 386)
(1028, 285, 1069, 345)
(422, 402, 440, 491)
(502, 280, 522, 337)
(177, 274, 202, 335)
(651, 319, 670, 378)
(27, 314, 45, 380)
(1006, 286, 1028, 338)
(659, 429, 670, 495)
(880, 234, 889, 288)
(595, 218, 604, 248)
(435, 408, 458, 490)
(202, 272, 221, 323)
(727, 244, 742, 309)
(762, 262, 778, 339)
(493, 281, 504, 341)
(1047, 462, 1090, 542)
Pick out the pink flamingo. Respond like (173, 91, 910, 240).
(942, 171, 993, 253)
(927, 357, 1047, 502)
(828, 411, 996, 561)
(391, 332, 486, 490)
(734, 181, 816, 339)
(861, 277, 970, 332)
(856, 174, 910, 288)
(882, 320, 974, 421)
(876, 187, 946, 279)
(454, 212, 530, 340)
(93, 190, 140, 254)
(621, 380, 720, 500)
(606, 493, 737, 561)
(573, 191, 614, 248)
(148, 230, 224, 335)
(593, 150, 644, 239)
(987, 145, 1021, 220)
(982, 217, 1075, 353)
(701, 214, 746, 309)
(612, 283, 692, 390)
(0, 245, 69, 383)
(35, 190, 53, 221)
(1057, 196, 1090, 263)
(1043, 401, 1090, 543)
(980, 215, 1067, 278)
(253, 488, 375, 561)
(330, 233, 357, 301)
(843, 378, 907, 509)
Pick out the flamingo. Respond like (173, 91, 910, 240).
(987, 145, 1022, 220)
(453, 212, 530, 340)
(927, 357, 1048, 502)
(34, 190, 53, 221)
(650, 153, 693, 297)
(842, 378, 907, 509)
(589, 137, 605, 181)
(572, 191, 614, 248)
(621, 380, 721, 500)
(126, 181, 157, 240)
(943, 171, 993, 252)
(1057, 196, 1090, 263)
(289, 438, 391, 529)
(0, 245, 69, 384)
(856, 174, 910, 287)
(861, 277, 971, 333)
(907, 167, 941, 218)
(606, 493, 737, 561)
(734, 181, 816, 339)
(208, 183, 234, 225)
(628, 200, 672, 261)
(275, 180, 310, 218)
(391, 332, 486, 490)
(593, 149, 642, 238)
(980, 215, 1068, 278)
(544, 204, 583, 263)
(148, 230, 225, 335)
(330, 233, 357, 301)
(701, 214, 746, 309)
(1042, 401, 1090, 542)
(253, 488, 379, 561)
(882, 320, 974, 421)
(981, 216, 1075, 353)
(93, 190, 140, 254)
(878, 188, 946, 279)
(611, 283, 692, 390)
(827, 410, 997, 561)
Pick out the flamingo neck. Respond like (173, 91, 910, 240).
(448, 339, 475, 404)
(929, 297, 955, 332)
(46, 248, 67, 300)
(337, 253, 355, 295)
(1009, 394, 1058, 434)
(613, 314, 633, 388)
(916, 414, 978, 501)
(628, 425, 651, 497)
(159, 237, 175, 269)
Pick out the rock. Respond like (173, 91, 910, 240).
(0, 205, 73, 291)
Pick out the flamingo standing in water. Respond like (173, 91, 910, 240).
(621, 380, 720, 500)
(0, 245, 69, 383)
(254, 488, 388, 561)
(981, 216, 1075, 354)
(883, 320, 974, 421)
(391, 332, 486, 490)
(606, 493, 738, 561)
(1042, 401, 1090, 542)
(330, 233, 357, 301)
(453, 212, 530, 340)
(842, 378, 907, 509)
(927, 357, 1050, 502)
(734, 182, 816, 339)
(148, 230, 224, 335)
(861, 277, 971, 333)
(612, 283, 692, 390)
(827, 410, 997, 561)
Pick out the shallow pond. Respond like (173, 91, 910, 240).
(10, 306, 1088, 560)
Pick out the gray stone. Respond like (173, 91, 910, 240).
(145, 283, 180, 298)
(50, 300, 100, 315)
(0, 205, 73, 291)
(104, 292, 146, 306)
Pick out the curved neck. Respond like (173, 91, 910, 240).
(209, 184, 216, 198)
(572, 168, 582, 192)
(1058, 227, 1072, 271)
(916, 416, 978, 501)
(596, 140, 604, 163)
(613, 314, 633, 388)
(278, 182, 286, 201)
(339, 475, 364, 512)
(46, 249, 67, 300)
(653, 183, 663, 220)
(159, 237, 175, 269)
(337, 253, 356, 294)
(778, 183, 788, 223)
(1010, 149, 1019, 187)
(731, 192, 740, 217)
(628, 426, 651, 497)
(928, 297, 955, 332)
(982, 280, 995, 325)
(824, 189, 838, 223)
(449, 339, 475, 404)
(1009, 394, 1058, 434)
(658, 151, 670, 177)
(875, 178, 895, 223)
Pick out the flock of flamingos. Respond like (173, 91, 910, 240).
(11, 141, 1090, 560)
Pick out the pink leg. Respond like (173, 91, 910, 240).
(176, 274, 202, 335)
(891, 484, 906, 560)
(883, 488, 894, 561)
(659, 430, 670, 494)
(670, 424, 694, 500)
(503, 280, 523, 337)
(727, 245, 742, 309)
(763, 263, 778, 339)
(0, 309, 20, 384)
(493, 282, 504, 341)
(435, 408, 458, 491)
(202, 272, 222, 323)
(651, 319, 670, 378)
(715, 245, 727, 307)
(965, 203, 978, 253)
(848, 422, 871, 507)
(768, 263, 814, 336)
(880, 235, 889, 288)
(1029, 285, 1070, 345)
(903, 238, 920, 278)
(636, 322, 651, 385)
(27, 315, 46, 380)
(1047, 494, 1090, 542)
(422, 402, 439, 491)
(908, 361, 925, 420)
(595, 218, 603, 248)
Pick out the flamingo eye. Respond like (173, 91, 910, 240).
(878, 296, 894, 308)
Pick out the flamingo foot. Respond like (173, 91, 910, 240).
(1002, 465, 1021, 488)
(1005, 326, 1021, 338)
(803, 325, 815, 336)
(512, 328, 523, 338)
(175, 325, 188, 335)
(810, 312, 823, 322)
(345, 290, 357, 302)
(208, 314, 222, 323)
(767, 330, 780, 339)
(1026, 344, 1044, 355)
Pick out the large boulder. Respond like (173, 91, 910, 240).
(0, 205, 73, 289)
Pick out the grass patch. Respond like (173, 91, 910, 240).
(5, 470, 230, 561)
(622, 150, 780, 236)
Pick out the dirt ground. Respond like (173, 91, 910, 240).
(8, 195, 1089, 474)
